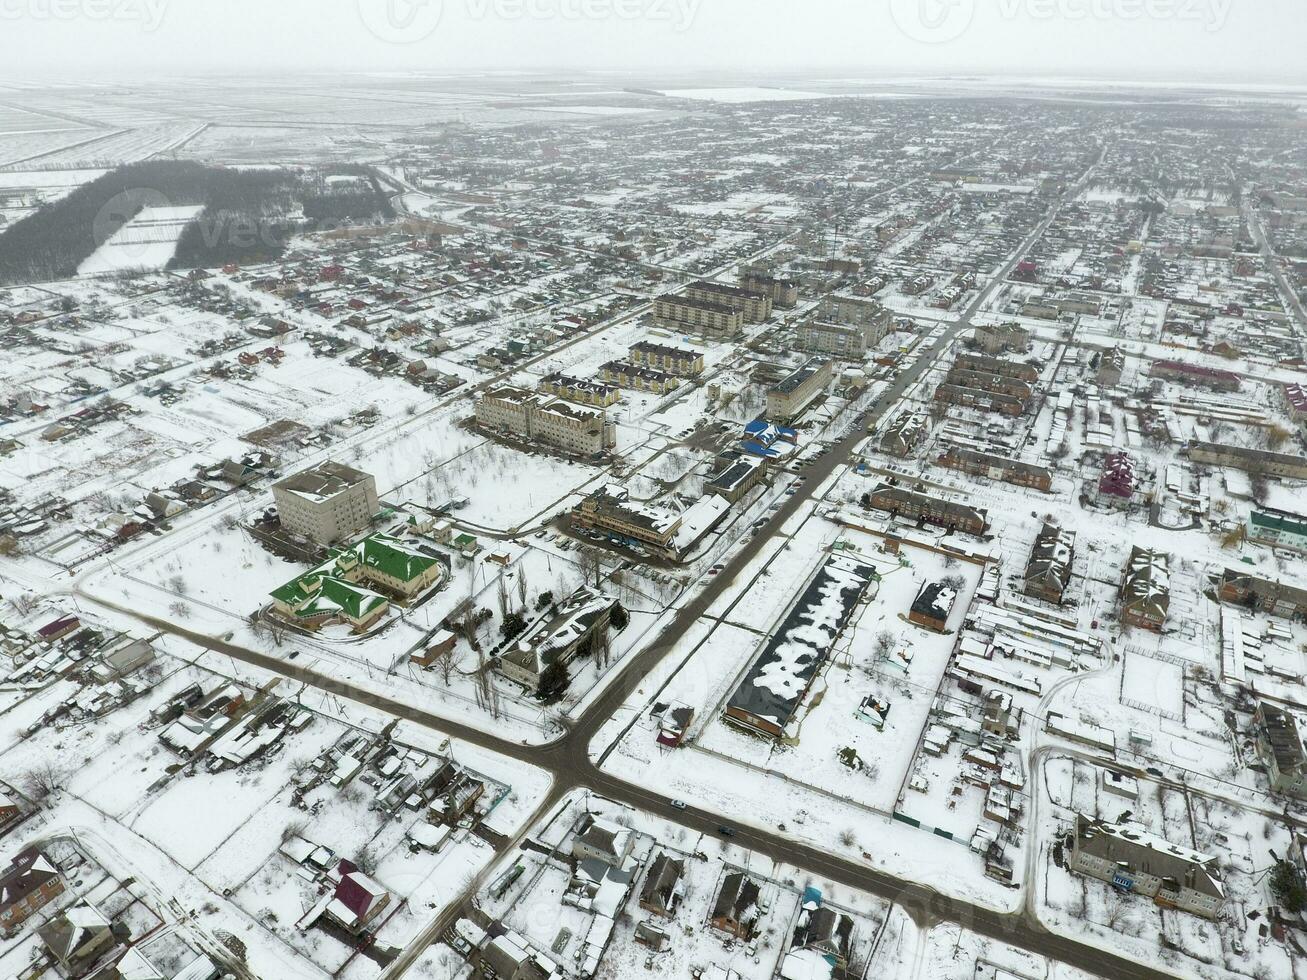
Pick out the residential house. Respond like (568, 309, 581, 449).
(325, 862, 391, 934)
(627, 341, 703, 377)
(1024, 524, 1075, 605)
(973, 321, 1031, 355)
(653, 294, 744, 339)
(1067, 815, 1224, 919)
(1120, 547, 1170, 630)
(38, 903, 115, 974)
(685, 280, 772, 323)
(1186, 442, 1307, 481)
(638, 853, 685, 918)
(570, 814, 633, 868)
(868, 484, 988, 536)
(1254, 701, 1307, 799)
(1248, 507, 1307, 553)
(1099, 451, 1137, 503)
(878, 412, 929, 458)
(767, 358, 833, 422)
(937, 446, 1052, 492)
(1217, 569, 1307, 620)
(0, 847, 63, 935)
(710, 872, 761, 940)
(909, 580, 957, 633)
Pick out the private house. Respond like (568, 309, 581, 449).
(909, 580, 957, 633)
(571, 814, 634, 868)
(326, 862, 391, 934)
(1067, 815, 1224, 919)
(1099, 451, 1137, 503)
(1253, 701, 1307, 799)
(272, 461, 378, 547)
(38, 904, 115, 975)
(1097, 347, 1127, 388)
(879, 412, 929, 458)
(655, 704, 693, 747)
(0, 847, 63, 935)
(1217, 569, 1307, 620)
(1120, 547, 1170, 631)
(497, 588, 618, 690)
(479, 930, 560, 980)
(787, 903, 855, 972)
(269, 533, 445, 633)
(88, 636, 156, 684)
(638, 853, 685, 918)
(867, 484, 989, 536)
(0, 792, 17, 828)
(36, 615, 80, 644)
(710, 872, 761, 940)
(1024, 524, 1075, 605)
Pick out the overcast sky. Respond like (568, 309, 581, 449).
(3, 0, 1304, 83)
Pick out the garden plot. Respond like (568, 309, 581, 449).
(1120, 652, 1185, 718)
(78, 205, 205, 276)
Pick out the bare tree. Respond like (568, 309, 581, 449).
(21, 762, 68, 806)
(431, 642, 459, 686)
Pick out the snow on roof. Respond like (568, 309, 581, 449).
(727, 555, 877, 733)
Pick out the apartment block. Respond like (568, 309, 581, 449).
(627, 341, 704, 377)
(684, 280, 772, 323)
(1068, 815, 1224, 919)
(868, 484, 988, 535)
(652, 294, 744, 339)
(740, 270, 799, 308)
(937, 445, 1052, 492)
(476, 384, 615, 456)
(767, 357, 832, 421)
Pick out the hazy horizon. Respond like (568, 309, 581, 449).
(1, 0, 1304, 84)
